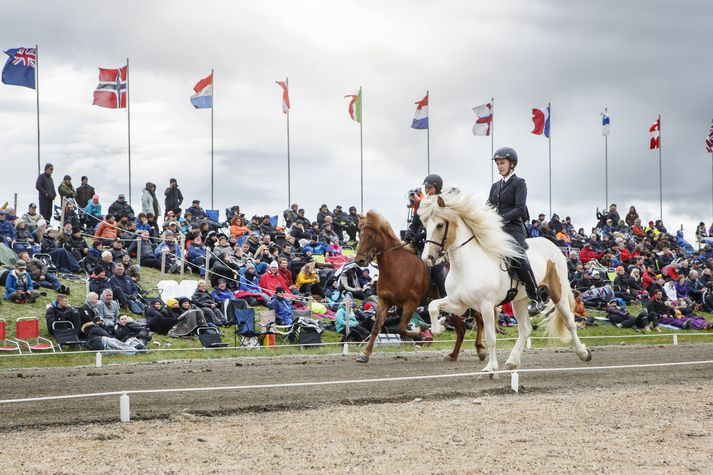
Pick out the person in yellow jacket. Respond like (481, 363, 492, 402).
(295, 262, 324, 297)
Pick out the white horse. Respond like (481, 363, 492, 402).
(418, 190, 591, 374)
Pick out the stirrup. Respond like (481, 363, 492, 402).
(528, 299, 545, 316)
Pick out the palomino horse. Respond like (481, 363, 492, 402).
(353, 210, 486, 363)
(418, 190, 591, 374)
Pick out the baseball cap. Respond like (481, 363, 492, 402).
(29, 203, 37, 208)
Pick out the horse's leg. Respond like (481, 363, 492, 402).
(473, 310, 487, 361)
(427, 297, 448, 335)
(445, 313, 465, 362)
(355, 300, 389, 364)
(555, 298, 591, 362)
(479, 302, 499, 376)
(396, 300, 421, 341)
(505, 298, 531, 370)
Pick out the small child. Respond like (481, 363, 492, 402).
(573, 291, 596, 328)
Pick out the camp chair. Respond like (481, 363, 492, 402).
(197, 327, 228, 349)
(15, 317, 54, 353)
(178, 279, 198, 298)
(156, 280, 181, 303)
(257, 310, 295, 345)
(0, 319, 21, 353)
(51, 321, 85, 352)
(234, 308, 262, 348)
(205, 209, 220, 222)
(33, 252, 58, 274)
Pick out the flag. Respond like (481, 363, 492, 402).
(190, 73, 213, 109)
(411, 94, 429, 129)
(92, 66, 127, 109)
(1, 47, 36, 89)
(345, 90, 362, 123)
(706, 123, 713, 153)
(602, 111, 610, 136)
(275, 80, 290, 114)
(472, 102, 493, 136)
(531, 105, 550, 137)
(649, 118, 660, 149)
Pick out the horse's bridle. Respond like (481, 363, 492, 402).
(356, 227, 408, 264)
(425, 220, 476, 257)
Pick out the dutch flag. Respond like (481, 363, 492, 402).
(411, 94, 429, 129)
(190, 73, 213, 109)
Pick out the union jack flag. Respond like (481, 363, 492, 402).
(706, 122, 713, 154)
(11, 48, 36, 68)
(92, 66, 127, 109)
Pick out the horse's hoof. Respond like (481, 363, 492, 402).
(477, 351, 487, 362)
(582, 348, 592, 362)
(504, 362, 517, 370)
(443, 354, 457, 362)
(355, 354, 369, 364)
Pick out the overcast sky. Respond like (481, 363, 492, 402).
(1, 0, 711, 237)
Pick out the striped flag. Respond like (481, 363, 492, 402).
(602, 111, 610, 136)
(706, 122, 713, 153)
(411, 94, 429, 129)
(190, 73, 213, 109)
(649, 118, 660, 150)
(344, 89, 362, 123)
(472, 102, 493, 136)
(531, 105, 550, 138)
(275, 80, 290, 114)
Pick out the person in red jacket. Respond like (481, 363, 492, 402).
(579, 243, 606, 264)
(642, 265, 657, 290)
(259, 261, 295, 298)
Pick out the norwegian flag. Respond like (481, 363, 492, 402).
(649, 117, 660, 150)
(706, 123, 713, 153)
(92, 66, 127, 109)
(275, 80, 290, 114)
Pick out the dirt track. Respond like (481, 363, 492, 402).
(1, 344, 712, 429)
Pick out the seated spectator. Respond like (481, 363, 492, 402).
(20, 203, 42, 232)
(4, 259, 41, 303)
(45, 294, 82, 335)
(268, 287, 294, 325)
(83, 194, 103, 229)
(303, 237, 327, 255)
(154, 231, 182, 273)
(229, 216, 250, 237)
(192, 280, 228, 326)
(339, 265, 371, 299)
(108, 193, 135, 220)
(186, 235, 207, 276)
(325, 280, 347, 310)
(277, 257, 298, 293)
(109, 238, 128, 262)
(606, 299, 649, 332)
(0, 209, 16, 247)
(78, 292, 100, 328)
(259, 215, 277, 238)
(335, 301, 371, 341)
(295, 262, 324, 297)
(210, 279, 234, 304)
(572, 291, 596, 328)
(209, 252, 239, 288)
(185, 199, 206, 221)
(284, 203, 299, 227)
(214, 234, 234, 257)
(96, 288, 120, 327)
(684, 270, 704, 304)
(82, 316, 143, 355)
(239, 263, 263, 293)
(12, 219, 38, 254)
(17, 251, 65, 293)
(108, 263, 143, 313)
(63, 227, 88, 262)
(259, 260, 295, 298)
(147, 299, 179, 335)
(114, 315, 149, 349)
(94, 214, 119, 245)
(127, 230, 159, 269)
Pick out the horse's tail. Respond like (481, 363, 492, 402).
(542, 256, 573, 343)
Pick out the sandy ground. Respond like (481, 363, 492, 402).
(1, 344, 713, 473)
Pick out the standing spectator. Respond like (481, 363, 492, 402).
(84, 195, 103, 229)
(345, 206, 360, 241)
(284, 203, 299, 227)
(107, 194, 135, 220)
(164, 178, 183, 215)
(75, 176, 95, 209)
(141, 182, 161, 217)
(20, 203, 42, 232)
(35, 163, 56, 221)
(625, 206, 639, 227)
(58, 175, 76, 203)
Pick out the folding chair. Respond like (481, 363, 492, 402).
(234, 308, 262, 348)
(52, 321, 85, 351)
(156, 280, 181, 303)
(15, 317, 55, 353)
(197, 327, 228, 349)
(0, 319, 21, 353)
(205, 209, 220, 222)
(258, 310, 295, 345)
(33, 253, 58, 274)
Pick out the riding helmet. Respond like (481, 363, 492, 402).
(493, 147, 518, 166)
(422, 174, 443, 194)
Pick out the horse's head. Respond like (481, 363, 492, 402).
(420, 196, 456, 266)
(354, 210, 395, 266)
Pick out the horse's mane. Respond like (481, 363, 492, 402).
(362, 210, 416, 253)
(417, 189, 523, 262)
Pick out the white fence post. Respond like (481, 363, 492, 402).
(179, 235, 185, 276)
(205, 248, 211, 282)
(120, 393, 130, 422)
(526, 338, 532, 349)
(95, 352, 102, 368)
(511, 372, 520, 393)
(673, 334, 678, 346)
(342, 295, 352, 355)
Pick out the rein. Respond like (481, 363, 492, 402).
(357, 227, 409, 265)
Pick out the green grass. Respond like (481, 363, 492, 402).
(2, 267, 713, 370)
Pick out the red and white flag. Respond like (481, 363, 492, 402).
(649, 117, 660, 149)
(275, 80, 290, 114)
(92, 66, 127, 109)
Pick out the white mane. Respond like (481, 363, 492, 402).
(418, 189, 523, 262)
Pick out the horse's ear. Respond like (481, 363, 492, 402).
(437, 196, 445, 208)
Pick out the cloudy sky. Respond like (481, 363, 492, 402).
(1, 0, 711, 236)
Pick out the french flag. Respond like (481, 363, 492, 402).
(531, 105, 550, 138)
(190, 73, 213, 109)
(411, 94, 429, 129)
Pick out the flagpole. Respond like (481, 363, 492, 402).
(604, 107, 608, 209)
(710, 119, 713, 225)
(548, 101, 552, 217)
(426, 90, 430, 175)
(286, 77, 291, 209)
(359, 86, 364, 213)
(490, 97, 494, 184)
(126, 57, 132, 204)
(658, 114, 662, 221)
(35, 44, 40, 176)
(210, 68, 214, 210)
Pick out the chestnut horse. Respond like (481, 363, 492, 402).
(353, 210, 486, 363)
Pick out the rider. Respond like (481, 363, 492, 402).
(487, 147, 546, 312)
(404, 174, 447, 297)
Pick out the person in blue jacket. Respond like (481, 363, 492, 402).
(268, 287, 294, 325)
(4, 260, 41, 302)
(154, 231, 182, 273)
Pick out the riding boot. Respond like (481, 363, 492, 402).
(431, 262, 447, 298)
(514, 256, 545, 313)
